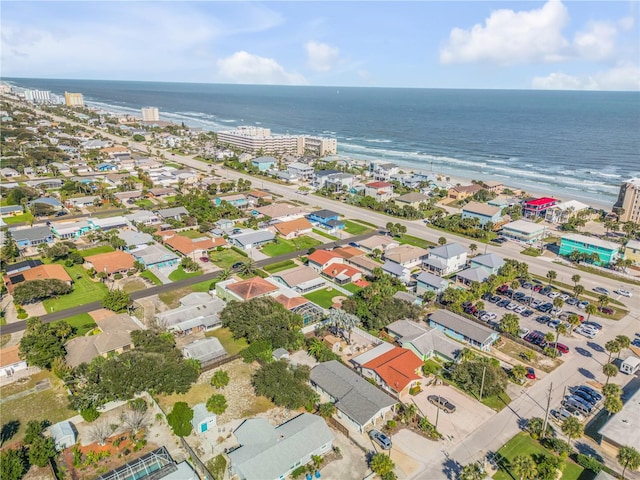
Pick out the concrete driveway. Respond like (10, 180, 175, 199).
(320, 432, 369, 480)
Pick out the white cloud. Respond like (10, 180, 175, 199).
(532, 63, 640, 91)
(216, 51, 307, 85)
(440, 0, 570, 65)
(573, 21, 617, 61)
(304, 41, 340, 72)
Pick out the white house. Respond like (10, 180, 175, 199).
(423, 243, 468, 275)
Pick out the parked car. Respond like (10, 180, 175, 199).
(519, 328, 530, 338)
(497, 284, 509, 294)
(566, 297, 579, 306)
(514, 292, 526, 301)
(582, 321, 602, 331)
(599, 307, 615, 315)
(577, 300, 589, 309)
(369, 429, 392, 449)
(560, 294, 570, 301)
(572, 389, 599, 405)
(536, 315, 551, 324)
(489, 295, 501, 303)
(550, 343, 570, 354)
(200, 256, 209, 262)
(533, 285, 543, 292)
(428, 395, 456, 413)
(522, 309, 534, 318)
(515, 305, 526, 314)
(531, 299, 543, 308)
(576, 385, 603, 402)
(548, 291, 560, 299)
(506, 302, 518, 310)
(631, 338, 640, 348)
(567, 395, 594, 412)
(232, 262, 244, 270)
(593, 287, 611, 296)
(497, 299, 510, 308)
(575, 326, 598, 339)
(540, 286, 552, 295)
(614, 289, 632, 297)
(526, 368, 536, 379)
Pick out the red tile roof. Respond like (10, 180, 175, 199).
(274, 218, 313, 237)
(308, 250, 342, 266)
(366, 181, 393, 188)
(362, 347, 422, 392)
(273, 294, 309, 310)
(226, 277, 279, 301)
(322, 264, 362, 280)
(86, 251, 135, 274)
(5, 264, 72, 294)
(333, 246, 365, 259)
(164, 234, 225, 255)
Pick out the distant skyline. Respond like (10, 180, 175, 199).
(2, 1, 639, 91)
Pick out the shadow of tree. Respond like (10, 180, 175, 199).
(0, 420, 20, 446)
(587, 341, 603, 353)
(574, 347, 592, 357)
(441, 456, 461, 480)
(574, 441, 603, 462)
(578, 368, 595, 379)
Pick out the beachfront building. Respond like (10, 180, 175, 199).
(141, 107, 159, 122)
(364, 181, 394, 201)
(523, 197, 557, 219)
(287, 162, 314, 180)
(461, 201, 502, 227)
(559, 233, 620, 266)
(251, 156, 277, 172)
(217, 126, 336, 156)
(448, 184, 483, 201)
(624, 239, 640, 264)
(312, 170, 354, 191)
(544, 200, 590, 224)
(394, 192, 430, 209)
(369, 162, 399, 181)
(500, 219, 546, 244)
(613, 177, 640, 223)
(64, 92, 84, 107)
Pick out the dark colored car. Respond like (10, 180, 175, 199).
(497, 299, 510, 308)
(599, 307, 615, 315)
(536, 315, 551, 324)
(572, 390, 598, 406)
(200, 257, 210, 262)
(577, 385, 603, 402)
(428, 395, 456, 413)
(540, 286, 552, 295)
(514, 292, 526, 301)
(232, 262, 244, 270)
(489, 295, 501, 303)
(567, 395, 593, 413)
(522, 310, 534, 317)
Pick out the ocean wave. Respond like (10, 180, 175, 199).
(364, 138, 392, 143)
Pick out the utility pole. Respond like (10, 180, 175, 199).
(541, 382, 553, 440)
(479, 365, 487, 400)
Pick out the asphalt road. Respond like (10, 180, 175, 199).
(0, 232, 374, 335)
(9, 208, 129, 229)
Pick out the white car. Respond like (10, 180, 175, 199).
(576, 326, 598, 339)
(518, 328, 530, 338)
(506, 302, 518, 310)
(614, 289, 632, 297)
(515, 305, 526, 314)
(548, 292, 560, 299)
(560, 294, 570, 301)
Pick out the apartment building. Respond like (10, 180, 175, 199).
(217, 126, 336, 156)
(141, 107, 160, 122)
(64, 92, 84, 107)
(613, 178, 640, 223)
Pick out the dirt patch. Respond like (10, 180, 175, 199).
(120, 278, 148, 294)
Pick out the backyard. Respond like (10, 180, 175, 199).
(303, 287, 343, 309)
(178, 229, 207, 239)
(79, 245, 115, 257)
(263, 259, 297, 274)
(205, 327, 249, 355)
(312, 228, 338, 241)
(398, 234, 436, 249)
(42, 263, 108, 313)
(140, 270, 162, 285)
(261, 236, 322, 257)
(2, 212, 34, 225)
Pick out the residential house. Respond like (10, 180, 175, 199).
(501, 219, 546, 244)
(448, 184, 483, 201)
(381, 261, 411, 283)
(287, 162, 314, 180)
(272, 265, 325, 294)
(251, 156, 277, 171)
(4, 259, 43, 276)
(191, 404, 217, 435)
(559, 233, 620, 266)
(346, 255, 381, 276)
(456, 266, 493, 286)
(273, 218, 313, 239)
(364, 181, 394, 201)
(386, 320, 460, 362)
(324, 173, 355, 192)
(89, 216, 129, 231)
(332, 246, 366, 260)
(147, 187, 176, 198)
(85, 251, 135, 277)
(132, 244, 180, 268)
(48, 162, 71, 175)
(307, 250, 344, 273)
(4, 264, 72, 295)
(174, 169, 199, 184)
(246, 190, 273, 205)
(27, 179, 63, 190)
(65, 195, 100, 208)
(0, 345, 28, 378)
(461, 201, 502, 227)
(544, 200, 590, 224)
(416, 272, 451, 296)
(156, 292, 224, 334)
(228, 414, 334, 480)
(214, 194, 249, 208)
(307, 209, 344, 232)
(423, 243, 467, 275)
(95, 162, 117, 172)
(428, 310, 499, 351)
(164, 234, 225, 257)
(10, 226, 54, 248)
(51, 220, 92, 239)
(183, 337, 227, 365)
(384, 245, 429, 269)
(469, 253, 504, 274)
(117, 230, 154, 251)
(228, 229, 275, 250)
(369, 162, 399, 181)
(481, 181, 504, 193)
(361, 346, 423, 395)
(321, 263, 362, 285)
(356, 235, 400, 254)
(65, 314, 141, 367)
(216, 277, 280, 302)
(125, 210, 160, 226)
(275, 170, 299, 183)
(0, 167, 19, 178)
(310, 360, 397, 433)
(312, 169, 341, 189)
(523, 197, 557, 218)
(350, 343, 395, 370)
(49, 421, 77, 451)
(624, 239, 640, 264)
(0, 205, 24, 217)
(156, 207, 189, 221)
(28, 197, 64, 212)
(394, 192, 430, 209)
(255, 203, 307, 222)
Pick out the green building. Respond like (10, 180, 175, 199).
(559, 233, 620, 266)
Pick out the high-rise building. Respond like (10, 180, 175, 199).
(141, 107, 160, 122)
(24, 89, 52, 103)
(217, 126, 337, 156)
(65, 91, 84, 107)
(613, 178, 640, 223)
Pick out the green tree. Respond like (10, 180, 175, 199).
(618, 446, 640, 480)
(206, 394, 228, 415)
(527, 417, 551, 440)
(512, 455, 537, 480)
(101, 288, 131, 312)
(23, 420, 49, 445)
(370, 453, 395, 477)
(458, 347, 476, 363)
(459, 462, 484, 480)
(2, 231, 20, 262)
(603, 394, 623, 417)
(0, 448, 27, 480)
(318, 402, 336, 419)
(438, 236, 447, 246)
(561, 416, 584, 446)
(546, 270, 557, 285)
(585, 303, 597, 321)
(605, 339, 621, 363)
(511, 365, 527, 383)
(499, 313, 520, 336)
(19, 318, 73, 369)
(602, 383, 622, 398)
(615, 335, 631, 359)
(571, 274, 581, 288)
(28, 435, 56, 467)
(603, 363, 619, 385)
(166, 402, 193, 437)
(448, 358, 508, 398)
(211, 370, 230, 389)
(180, 257, 199, 272)
(13, 279, 72, 304)
(252, 361, 317, 410)
(469, 244, 478, 255)
(573, 284, 584, 297)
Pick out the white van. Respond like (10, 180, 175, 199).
(620, 356, 640, 375)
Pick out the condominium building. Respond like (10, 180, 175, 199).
(217, 126, 337, 156)
(64, 92, 84, 107)
(613, 178, 640, 223)
(141, 107, 160, 122)
(24, 89, 52, 103)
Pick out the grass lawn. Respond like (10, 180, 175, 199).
(190, 279, 217, 292)
(168, 266, 202, 282)
(312, 228, 338, 241)
(343, 283, 362, 294)
(205, 327, 249, 355)
(398, 234, 436, 249)
(178, 229, 206, 239)
(343, 220, 372, 235)
(0, 371, 77, 448)
(495, 337, 560, 374)
(263, 259, 297, 274)
(480, 391, 512, 411)
(135, 199, 155, 209)
(209, 249, 248, 270)
(261, 236, 322, 257)
(3, 213, 34, 225)
(43, 263, 108, 313)
(80, 245, 115, 257)
(56, 312, 97, 336)
(1, 334, 11, 348)
(493, 432, 584, 480)
(140, 270, 162, 285)
(122, 278, 148, 293)
(303, 287, 342, 309)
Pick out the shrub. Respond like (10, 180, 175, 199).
(543, 437, 572, 458)
(409, 385, 422, 396)
(386, 420, 397, 430)
(576, 454, 603, 473)
(81, 407, 100, 422)
(114, 273, 123, 280)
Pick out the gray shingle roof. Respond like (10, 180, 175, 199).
(310, 360, 397, 427)
(10, 226, 52, 243)
(416, 271, 449, 289)
(156, 207, 188, 218)
(229, 229, 275, 247)
(182, 338, 226, 364)
(429, 243, 467, 259)
(456, 266, 492, 283)
(191, 403, 215, 430)
(429, 310, 496, 346)
(470, 253, 504, 270)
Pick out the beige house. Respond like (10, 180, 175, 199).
(448, 184, 483, 201)
(394, 192, 430, 209)
(383, 245, 429, 268)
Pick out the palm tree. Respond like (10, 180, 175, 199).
(602, 383, 622, 398)
(554, 323, 568, 346)
(370, 453, 395, 477)
(401, 403, 418, 425)
(603, 363, 619, 385)
(546, 270, 557, 285)
(239, 260, 256, 276)
(571, 274, 581, 288)
(603, 394, 623, 418)
(317, 402, 336, 419)
(617, 446, 640, 480)
(459, 462, 484, 480)
(566, 314, 581, 333)
(585, 303, 597, 321)
(598, 294, 610, 308)
(469, 243, 478, 255)
(218, 268, 231, 281)
(307, 339, 325, 359)
(458, 348, 476, 363)
(615, 335, 631, 359)
(544, 331, 556, 345)
(422, 290, 436, 305)
(573, 284, 584, 298)
(511, 364, 527, 383)
(510, 280, 520, 299)
(561, 416, 584, 446)
(605, 339, 621, 363)
(512, 455, 537, 480)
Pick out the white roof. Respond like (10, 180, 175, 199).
(598, 387, 640, 450)
(562, 233, 620, 251)
(502, 219, 545, 234)
(554, 200, 590, 212)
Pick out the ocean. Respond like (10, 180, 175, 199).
(7, 78, 640, 208)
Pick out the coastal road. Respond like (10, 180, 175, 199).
(0, 232, 375, 335)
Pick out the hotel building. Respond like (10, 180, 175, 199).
(217, 126, 337, 156)
(141, 107, 160, 122)
(64, 92, 84, 107)
(613, 178, 640, 223)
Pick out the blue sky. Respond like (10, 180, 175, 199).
(2, 1, 638, 90)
